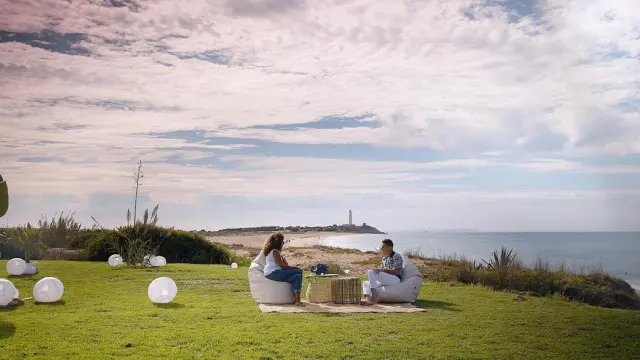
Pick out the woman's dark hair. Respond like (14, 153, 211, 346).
(382, 239, 394, 247)
(263, 232, 285, 255)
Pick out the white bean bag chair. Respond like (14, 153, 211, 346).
(248, 252, 294, 304)
(367, 254, 423, 303)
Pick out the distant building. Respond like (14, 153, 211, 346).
(349, 209, 352, 226)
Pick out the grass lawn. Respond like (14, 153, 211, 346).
(1, 261, 639, 360)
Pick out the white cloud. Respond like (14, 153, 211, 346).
(0, 0, 639, 229)
(0, 0, 638, 152)
(1, 154, 489, 200)
(517, 159, 640, 174)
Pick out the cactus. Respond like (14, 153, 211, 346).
(0, 174, 8, 218)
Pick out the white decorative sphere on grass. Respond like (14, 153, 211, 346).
(148, 277, 177, 304)
(6, 258, 26, 276)
(108, 254, 123, 267)
(231, 262, 238, 269)
(23, 262, 38, 275)
(0, 279, 16, 306)
(143, 255, 154, 267)
(33, 277, 64, 303)
(151, 256, 166, 267)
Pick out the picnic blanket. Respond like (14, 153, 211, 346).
(259, 301, 425, 313)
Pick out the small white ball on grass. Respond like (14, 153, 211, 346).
(148, 277, 177, 304)
(108, 254, 123, 267)
(231, 262, 238, 269)
(143, 255, 154, 267)
(33, 277, 64, 303)
(6, 258, 27, 276)
(151, 256, 167, 267)
(0, 278, 17, 306)
(23, 262, 38, 275)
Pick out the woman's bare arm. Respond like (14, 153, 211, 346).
(273, 250, 298, 270)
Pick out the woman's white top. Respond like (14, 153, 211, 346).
(263, 249, 281, 276)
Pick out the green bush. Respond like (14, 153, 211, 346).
(0, 241, 44, 260)
(504, 269, 564, 296)
(456, 268, 640, 310)
(561, 273, 640, 309)
(456, 259, 482, 284)
(0, 225, 48, 262)
(83, 226, 247, 266)
(158, 229, 230, 264)
(426, 247, 640, 310)
(71, 230, 104, 249)
(84, 230, 117, 261)
(38, 211, 82, 248)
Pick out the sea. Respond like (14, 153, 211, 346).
(315, 231, 640, 290)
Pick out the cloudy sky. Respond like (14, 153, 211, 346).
(1, 0, 639, 231)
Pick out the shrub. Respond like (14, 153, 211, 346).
(83, 226, 246, 266)
(561, 273, 640, 309)
(0, 241, 45, 260)
(504, 269, 564, 296)
(158, 229, 231, 264)
(70, 230, 103, 250)
(456, 258, 482, 284)
(112, 223, 164, 266)
(4, 224, 48, 262)
(85, 230, 117, 261)
(38, 211, 82, 248)
(428, 247, 640, 310)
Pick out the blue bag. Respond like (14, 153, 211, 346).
(312, 263, 328, 275)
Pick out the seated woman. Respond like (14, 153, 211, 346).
(262, 232, 305, 306)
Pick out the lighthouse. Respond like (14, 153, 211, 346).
(349, 209, 353, 226)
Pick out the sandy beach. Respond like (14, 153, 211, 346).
(206, 231, 441, 277)
(206, 231, 342, 249)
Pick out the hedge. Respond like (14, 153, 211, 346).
(84, 226, 247, 265)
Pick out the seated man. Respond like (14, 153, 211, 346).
(361, 239, 403, 305)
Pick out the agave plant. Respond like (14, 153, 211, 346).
(481, 247, 518, 290)
(482, 247, 518, 271)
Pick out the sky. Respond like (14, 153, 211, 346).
(0, 0, 639, 231)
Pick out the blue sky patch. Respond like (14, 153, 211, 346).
(248, 114, 379, 130)
(0, 30, 89, 56)
(149, 129, 449, 163)
(173, 50, 231, 65)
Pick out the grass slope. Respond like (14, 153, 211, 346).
(1, 261, 639, 360)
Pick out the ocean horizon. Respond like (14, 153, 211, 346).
(315, 231, 640, 290)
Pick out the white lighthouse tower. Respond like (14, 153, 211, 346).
(349, 209, 353, 226)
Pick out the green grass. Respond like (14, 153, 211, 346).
(1, 261, 639, 360)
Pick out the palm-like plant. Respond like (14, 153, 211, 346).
(10, 224, 47, 262)
(482, 247, 518, 289)
(482, 247, 518, 271)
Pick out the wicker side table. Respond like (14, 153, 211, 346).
(305, 274, 337, 303)
(332, 277, 361, 304)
